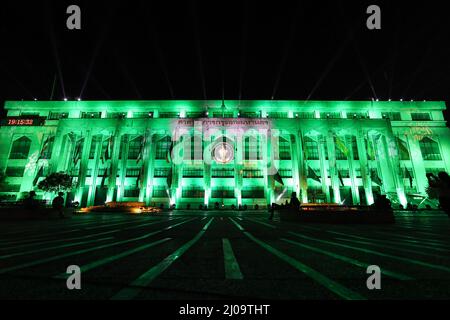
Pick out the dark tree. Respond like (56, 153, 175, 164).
(37, 172, 73, 193)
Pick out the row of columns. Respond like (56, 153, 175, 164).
(47, 126, 408, 207)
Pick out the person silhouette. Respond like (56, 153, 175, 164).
(290, 192, 300, 211)
(52, 192, 65, 218)
(23, 191, 39, 211)
(269, 203, 275, 220)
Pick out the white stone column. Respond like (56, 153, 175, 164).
(50, 127, 65, 173)
(145, 133, 157, 206)
(406, 134, 427, 194)
(318, 135, 331, 203)
(356, 131, 373, 205)
(290, 134, 300, 199)
(75, 130, 93, 205)
(346, 135, 360, 205)
(203, 132, 212, 207)
(87, 135, 104, 207)
(262, 130, 273, 205)
(234, 132, 243, 206)
(383, 133, 407, 208)
(326, 131, 341, 203)
(117, 134, 130, 201)
(106, 130, 122, 202)
(139, 129, 152, 203)
(296, 131, 308, 203)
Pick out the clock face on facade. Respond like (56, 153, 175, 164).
(213, 142, 234, 164)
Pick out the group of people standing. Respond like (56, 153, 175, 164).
(269, 192, 301, 220)
(23, 191, 66, 218)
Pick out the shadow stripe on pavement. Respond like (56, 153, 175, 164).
(110, 218, 215, 300)
(228, 218, 366, 300)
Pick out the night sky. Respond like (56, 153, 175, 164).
(0, 1, 449, 121)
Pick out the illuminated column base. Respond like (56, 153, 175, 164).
(204, 189, 210, 206)
(366, 190, 374, 206)
(397, 187, 407, 209)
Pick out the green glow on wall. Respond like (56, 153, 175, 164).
(0, 100, 448, 210)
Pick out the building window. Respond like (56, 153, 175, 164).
(118, 135, 127, 160)
(126, 168, 141, 177)
(320, 112, 341, 119)
(0, 184, 21, 192)
(5, 166, 25, 177)
(154, 168, 170, 177)
(244, 136, 262, 160)
(304, 137, 319, 160)
(159, 112, 178, 118)
(156, 136, 172, 160)
(211, 187, 234, 198)
(107, 112, 126, 119)
(279, 169, 292, 178)
(133, 112, 153, 119)
(183, 167, 203, 178)
(382, 112, 401, 120)
(152, 186, 167, 198)
(243, 169, 263, 178)
(411, 113, 431, 121)
(242, 187, 264, 198)
(212, 168, 234, 178)
(81, 112, 102, 119)
(9, 136, 31, 159)
(20, 112, 40, 117)
(267, 112, 288, 119)
(351, 136, 359, 160)
(124, 188, 139, 197)
(297, 112, 315, 119)
(347, 112, 368, 119)
(40, 136, 55, 160)
(128, 136, 143, 160)
(186, 112, 205, 118)
(69, 167, 80, 177)
(240, 111, 260, 118)
(419, 137, 442, 161)
(48, 112, 68, 120)
(97, 168, 108, 177)
(338, 168, 350, 178)
(278, 137, 291, 160)
(89, 136, 101, 159)
(212, 112, 233, 118)
(182, 187, 204, 198)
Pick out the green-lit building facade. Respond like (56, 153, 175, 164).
(0, 100, 449, 209)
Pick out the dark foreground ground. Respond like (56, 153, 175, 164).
(0, 210, 449, 300)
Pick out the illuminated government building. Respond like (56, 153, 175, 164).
(0, 100, 449, 209)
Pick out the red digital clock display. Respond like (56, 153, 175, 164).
(0, 117, 45, 126)
(7, 119, 34, 126)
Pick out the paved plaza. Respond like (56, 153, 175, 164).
(0, 211, 449, 300)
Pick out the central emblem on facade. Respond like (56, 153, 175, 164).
(213, 142, 234, 164)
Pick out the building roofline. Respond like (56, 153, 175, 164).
(4, 99, 447, 112)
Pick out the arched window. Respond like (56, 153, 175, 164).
(9, 136, 31, 159)
(419, 137, 442, 161)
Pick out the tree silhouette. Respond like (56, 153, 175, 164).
(37, 172, 73, 193)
